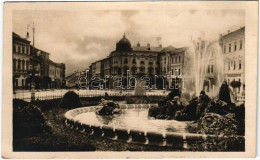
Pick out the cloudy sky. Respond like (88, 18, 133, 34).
(13, 10, 244, 75)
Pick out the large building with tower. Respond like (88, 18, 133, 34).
(88, 34, 187, 89)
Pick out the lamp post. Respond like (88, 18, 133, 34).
(30, 22, 36, 102)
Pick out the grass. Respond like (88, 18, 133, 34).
(13, 105, 184, 151)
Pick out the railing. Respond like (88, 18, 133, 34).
(13, 90, 168, 102)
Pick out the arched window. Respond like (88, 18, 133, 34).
(123, 66, 129, 76)
(148, 67, 153, 75)
(131, 66, 137, 75)
(132, 58, 136, 64)
(124, 58, 128, 64)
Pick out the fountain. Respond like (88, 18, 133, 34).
(185, 38, 224, 97)
(63, 37, 244, 150)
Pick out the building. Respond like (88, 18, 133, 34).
(88, 34, 188, 90)
(12, 32, 66, 90)
(49, 60, 66, 89)
(160, 46, 186, 86)
(219, 27, 245, 95)
(12, 32, 31, 89)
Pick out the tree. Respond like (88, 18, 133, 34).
(230, 80, 241, 95)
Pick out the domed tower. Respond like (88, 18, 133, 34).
(116, 33, 132, 52)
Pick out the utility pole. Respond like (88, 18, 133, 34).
(31, 22, 36, 101)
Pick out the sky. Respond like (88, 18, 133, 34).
(13, 10, 244, 75)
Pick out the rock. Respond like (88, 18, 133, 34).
(199, 113, 239, 135)
(96, 99, 121, 116)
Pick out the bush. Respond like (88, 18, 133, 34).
(33, 99, 62, 111)
(13, 99, 51, 138)
(59, 91, 82, 109)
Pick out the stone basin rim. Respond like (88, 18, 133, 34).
(64, 105, 244, 139)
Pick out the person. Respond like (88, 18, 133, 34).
(196, 90, 210, 118)
(219, 81, 231, 104)
(104, 92, 109, 100)
(167, 84, 180, 101)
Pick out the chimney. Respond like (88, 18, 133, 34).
(147, 43, 150, 50)
(26, 25, 30, 39)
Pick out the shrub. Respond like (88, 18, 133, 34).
(33, 99, 61, 111)
(13, 99, 51, 138)
(59, 91, 82, 109)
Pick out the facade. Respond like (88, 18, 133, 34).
(49, 60, 66, 89)
(88, 34, 187, 89)
(219, 27, 245, 95)
(13, 32, 31, 89)
(12, 32, 66, 90)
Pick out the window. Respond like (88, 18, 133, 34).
(211, 65, 214, 73)
(124, 58, 128, 64)
(139, 66, 145, 72)
(234, 61, 236, 70)
(132, 58, 136, 64)
(140, 61, 145, 65)
(13, 59, 16, 71)
(208, 65, 210, 73)
(148, 67, 153, 74)
(178, 69, 181, 75)
(171, 69, 174, 75)
(229, 44, 231, 52)
(224, 45, 226, 53)
(149, 62, 153, 65)
(239, 60, 242, 69)
(118, 68, 121, 75)
(22, 60, 25, 70)
(26, 61, 29, 71)
(175, 57, 178, 63)
(179, 56, 181, 62)
(131, 67, 136, 75)
(18, 60, 21, 70)
(27, 46, 30, 54)
(234, 42, 237, 51)
(240, 40, 243, 49)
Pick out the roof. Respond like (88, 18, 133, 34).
(160, 45, 176, 52)
(132, 46, 163, 52)
(221, 27, 245, 40)
(13, 32, 31, 43)
(161, 45, 186, 53)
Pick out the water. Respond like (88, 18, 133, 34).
(75, 109, 191, 133)
(185, 38, 224, 97)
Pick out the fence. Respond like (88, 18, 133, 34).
(14, 91, 168, 102)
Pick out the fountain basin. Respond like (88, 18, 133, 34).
(64, 104, 244, 149)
